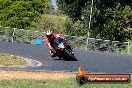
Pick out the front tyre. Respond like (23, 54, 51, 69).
(64, 49, 77, 61)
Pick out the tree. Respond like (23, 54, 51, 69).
(91, 0, 132, 41)
(0, 0, 50, 29)
(57, 0, 132, 41)
(57, 0, 89, 21)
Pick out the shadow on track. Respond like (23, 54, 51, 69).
(53, 57, 78, 61)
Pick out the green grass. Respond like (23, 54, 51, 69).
(0, 53, 27, 66)
(0, 79, 131, 88)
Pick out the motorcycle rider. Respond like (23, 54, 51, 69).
(45, 30, 64, 58)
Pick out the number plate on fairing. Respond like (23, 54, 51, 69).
(58, 42, 64, 48)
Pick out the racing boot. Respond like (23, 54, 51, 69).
(50, 51, 56, 58)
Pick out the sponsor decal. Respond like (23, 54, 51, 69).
(76, 66, 131, 84)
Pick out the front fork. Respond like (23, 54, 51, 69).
(66, 45, 73, 53)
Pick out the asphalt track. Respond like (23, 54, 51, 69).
(0, 41, 132, 74)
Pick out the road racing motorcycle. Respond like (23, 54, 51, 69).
(51, 37, 77, 61)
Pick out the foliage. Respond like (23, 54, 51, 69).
(57, 0, 89, 21)
(31, 13, 86, 36)
(90, 0, 132, 41)
(57, 0, 132, 41)
(31, 14, 67, 33)
(0, 0, 50, 30)
(64, 19, 86, 36)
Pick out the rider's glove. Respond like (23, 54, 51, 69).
(51, 49, 56, 54)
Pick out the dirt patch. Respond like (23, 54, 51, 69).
(0, 70, 131, 81)
(0, 70, 76, 80)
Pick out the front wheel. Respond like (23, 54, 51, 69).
(64, 49, 77, 61)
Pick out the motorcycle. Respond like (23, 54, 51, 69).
(52, 37, 77, 61)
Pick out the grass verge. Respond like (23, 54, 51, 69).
(0, 53, 27, 66)
(0, 79, 131, 88)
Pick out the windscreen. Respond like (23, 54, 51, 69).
(52, 37, 65, 49)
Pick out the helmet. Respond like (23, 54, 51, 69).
(46, 30, 53, 39)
